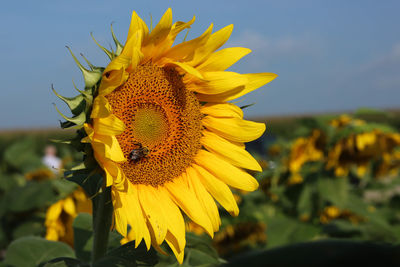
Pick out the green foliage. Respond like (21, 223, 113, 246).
(156, 233, 221, 267)
(1, 110, 400, 266)
(4, 236, 75, 267)
(223, 240, 400, 267)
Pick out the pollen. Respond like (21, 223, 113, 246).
(106, 62, 203, 186)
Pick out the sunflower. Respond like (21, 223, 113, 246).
(45, 188, 92, 246)
(81, 8, 276, 262)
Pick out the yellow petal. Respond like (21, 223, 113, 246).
(138, 185, 168, 245)
(162, 24, 213, 62)
(201, 131, 262, 171)
(158, 188, 185, 252)
(191, 165, 239, 216)
(91, 135, 126, 162)
(98, 66, 129, 96)
(124, 30, 144, 70)
(122, 187, 151, 249)
(166, 61, 204, 80)
(202, 116, 266, 142)
(91, 96, 111, 118)
(201, 103, 243, 118)
(186, 24, 233, 67)
(188, 71, 247, 94)
(93, 115, 125, 136)
(112, 190, 128, 236)
(186, 170, 221, 231)
(170, 16, 196, 40)
(45, 201, 63, 223)
(127, 11, 149, 43)
(198, 47, 251, 71)
(165, 232, 184, 264)
(151, 16, 196, 63)
(145, 8, 173, 46)
(164, 175, 214, 237)
(197, 72, 278, 102)
(62, 197, 76, 217)
(97, 157, 125, 188)
(195, 149, 259, 191)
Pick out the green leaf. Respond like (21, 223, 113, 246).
(52, 179, 78, 198)
(3, 138, 43, 173)
(73, 213, 93, 263)
(72, 213, 125, 263)
(223, 240, 400, 267)
(265, 215, 319, 248)
(93, 241, 158, 267)
(317, 177, 348, 208)
(40, 257, 88, 267)
(4, 236, 75, 267)
(66, 169, 103, 198)
(4, 181, 58, 212)
(12, 219, 46, 239)
(297, 183, 314, 218)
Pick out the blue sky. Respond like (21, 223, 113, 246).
(1, 0, 400, 129)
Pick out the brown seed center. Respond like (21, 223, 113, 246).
(105, 62, 203, 186)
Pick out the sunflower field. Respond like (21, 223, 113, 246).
(0, 109, 399, 266)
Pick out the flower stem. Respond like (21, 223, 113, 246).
(92, 185, 113, 262)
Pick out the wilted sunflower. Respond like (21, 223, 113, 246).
(76, 8, 276, 262)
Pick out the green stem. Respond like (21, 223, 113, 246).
(92, 186, 113, 262)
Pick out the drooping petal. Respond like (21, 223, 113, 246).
(201, 130, 262, 171)
(202, 116, 266, 142)
(165, 232, 184, 264)
(157, 188, 186, 252)
(164, 174, 214, 237)
(112, 190, 128, 237)
(137, 185, 168, 245)
(191, 165, 239, 216)
(122, 186, 151, 249)
(195, 149, 259, 191)
(186, 168, 221, 231)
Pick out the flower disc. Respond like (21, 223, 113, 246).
(106, 62, 203, 186)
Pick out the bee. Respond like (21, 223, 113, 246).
(129, 142, 149, 163)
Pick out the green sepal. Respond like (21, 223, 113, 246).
(91, 33, 114, 60)
(52, 85, 85, 116)
(80, 53, 100, 70)
(240, 103, 256, 110)
(54, 104, 86, 128)
(110, 23, 123, 56)
(66, 46, 102, 89)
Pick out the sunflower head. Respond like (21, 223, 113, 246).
(56, 8, 276, 263)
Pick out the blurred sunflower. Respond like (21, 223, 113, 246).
(45, 188, 92, 246)
(81, 9, 276, 262)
